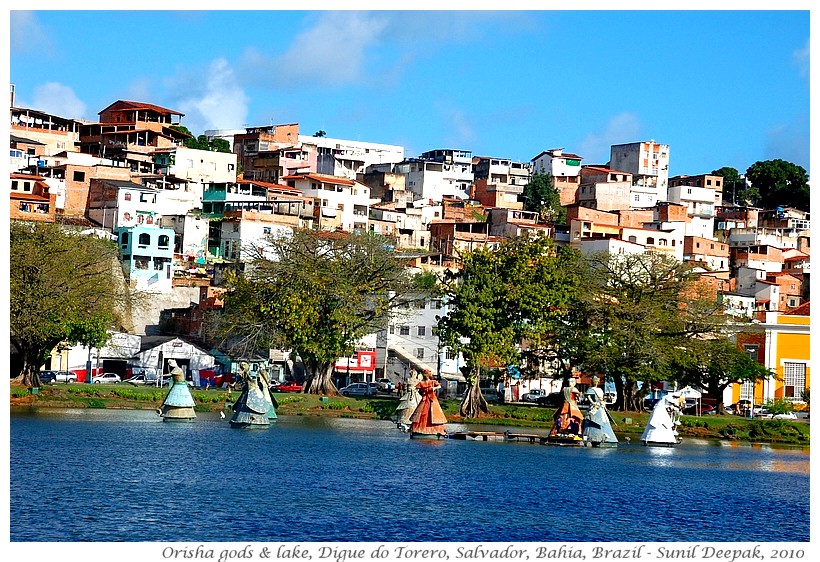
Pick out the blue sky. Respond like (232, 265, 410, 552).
(9, 9, 811, 177)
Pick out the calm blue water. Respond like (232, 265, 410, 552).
(10, 409, 810, 542)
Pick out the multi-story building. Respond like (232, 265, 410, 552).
(683, 236, 730, 271)
(202, 179, 314, 260)
(10, 97, 81, 157)
(396, 149, 474, 202)
(283, 172, 371, 232)
(530, 148, 583, 206)
(79, 100, 189, 175)
(487, 208, 552, 239)
(10, 134, 47, 173)
(150, 146, 238, 208)
(10, 173, 57, 222)
(609, 140, 670, 209)
(87, 179, 163, 232)
(471, 156, 531, 210)
(300, 135, 405, 180)
(117, 223, 175, 293)
(667, 174, 720, 239)
(232, 123, 301, 179)
(577, 166, 632, 211)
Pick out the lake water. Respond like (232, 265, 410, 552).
(9, 409, 810, 543)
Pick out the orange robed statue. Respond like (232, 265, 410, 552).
(409, 371, 448, 438)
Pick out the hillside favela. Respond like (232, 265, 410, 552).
(9, 74, 813, 545)
(10, 84, 810, 424)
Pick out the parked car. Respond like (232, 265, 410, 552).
(682, 404, 715, 416)
(339, 382, 374, 397)
(39, 370, 78, 384)
(92, 373, 121, 384)
(522, 388, 548, 403)
(773, 411, 798, 420)
(753, 407, 773, 419)
(123, 374, 156, 386)
(535, 392, 564, 408)
(376, 378, 395, 392)
(270, 381, 302, 393)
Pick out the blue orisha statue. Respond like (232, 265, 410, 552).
(158, 359, 196, 422)
(229, 361, 274, 429)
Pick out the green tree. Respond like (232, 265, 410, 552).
(711, 166, 742, 206)
(580, 252, 725, 411)
(313, 130, 327, 137)
(522, 172, 566, 224)
(211, 229, 424, 395)
(168, 126, 231, 153)
(437, 235, 583, 417)
(669, 338, 773, 414)
(744, 159, 809, 211)
(10, 222, 130, 387)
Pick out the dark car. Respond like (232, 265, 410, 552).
(682, 404, 715, 416)
(536, 392, 564, 408)
(38, 371, 58, 383)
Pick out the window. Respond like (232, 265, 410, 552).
(263, 227, 271, 235)
(121, 232, 129, 245)
(73, 171, 86, 182)
(158, 235, 170, 248)
(153, 258, 165, 271)
(628, 236, 637, 243)
(415, 348, 425, 359)
(138, 233, 150, 245)
(783, 362, 806, 400)
(399, 326, 410, 336)
(431, 300, 443, 309)
(647, 237, 655, 245)
(134, 256, 149, 270)
(743, 344, 758, 361)
(11, 180, 18, 191)
(445, 349, 456, 360)
(124, 192, 132, 201)
(388, 326, 395, 335)
(417, 326, 426, 337)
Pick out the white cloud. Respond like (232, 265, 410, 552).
(168, 58, 249, 134)
(26, 82, 87, 119)
(577, 113, 643, 164)
(792, 39, 809, 80)
(242, 11, 389, 88)
(10, 11, 52, 55)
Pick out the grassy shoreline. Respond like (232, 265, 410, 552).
(11, 383, 810, 447)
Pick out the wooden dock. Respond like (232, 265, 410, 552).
(448, 430, 586, 446)
(449, 430, 549, 444)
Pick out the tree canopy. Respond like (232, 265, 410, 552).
(10, 222, 130, 386)
(578, 252, 727, 410)
(711, 166, 742, 206)
(743, 159, 809, 211)
(169, 125, 232, 153)
(521, 172, 566, 224)
(669, 337, 772, 413)
(210, 228, 426, 395)
(437, 235, 584, 417)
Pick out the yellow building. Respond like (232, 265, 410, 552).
(764, 303, 810, 405)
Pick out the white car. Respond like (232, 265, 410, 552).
(773, 412, 798, 420)
(92, 373, 121, 384)
(375, 378, 395, 392)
